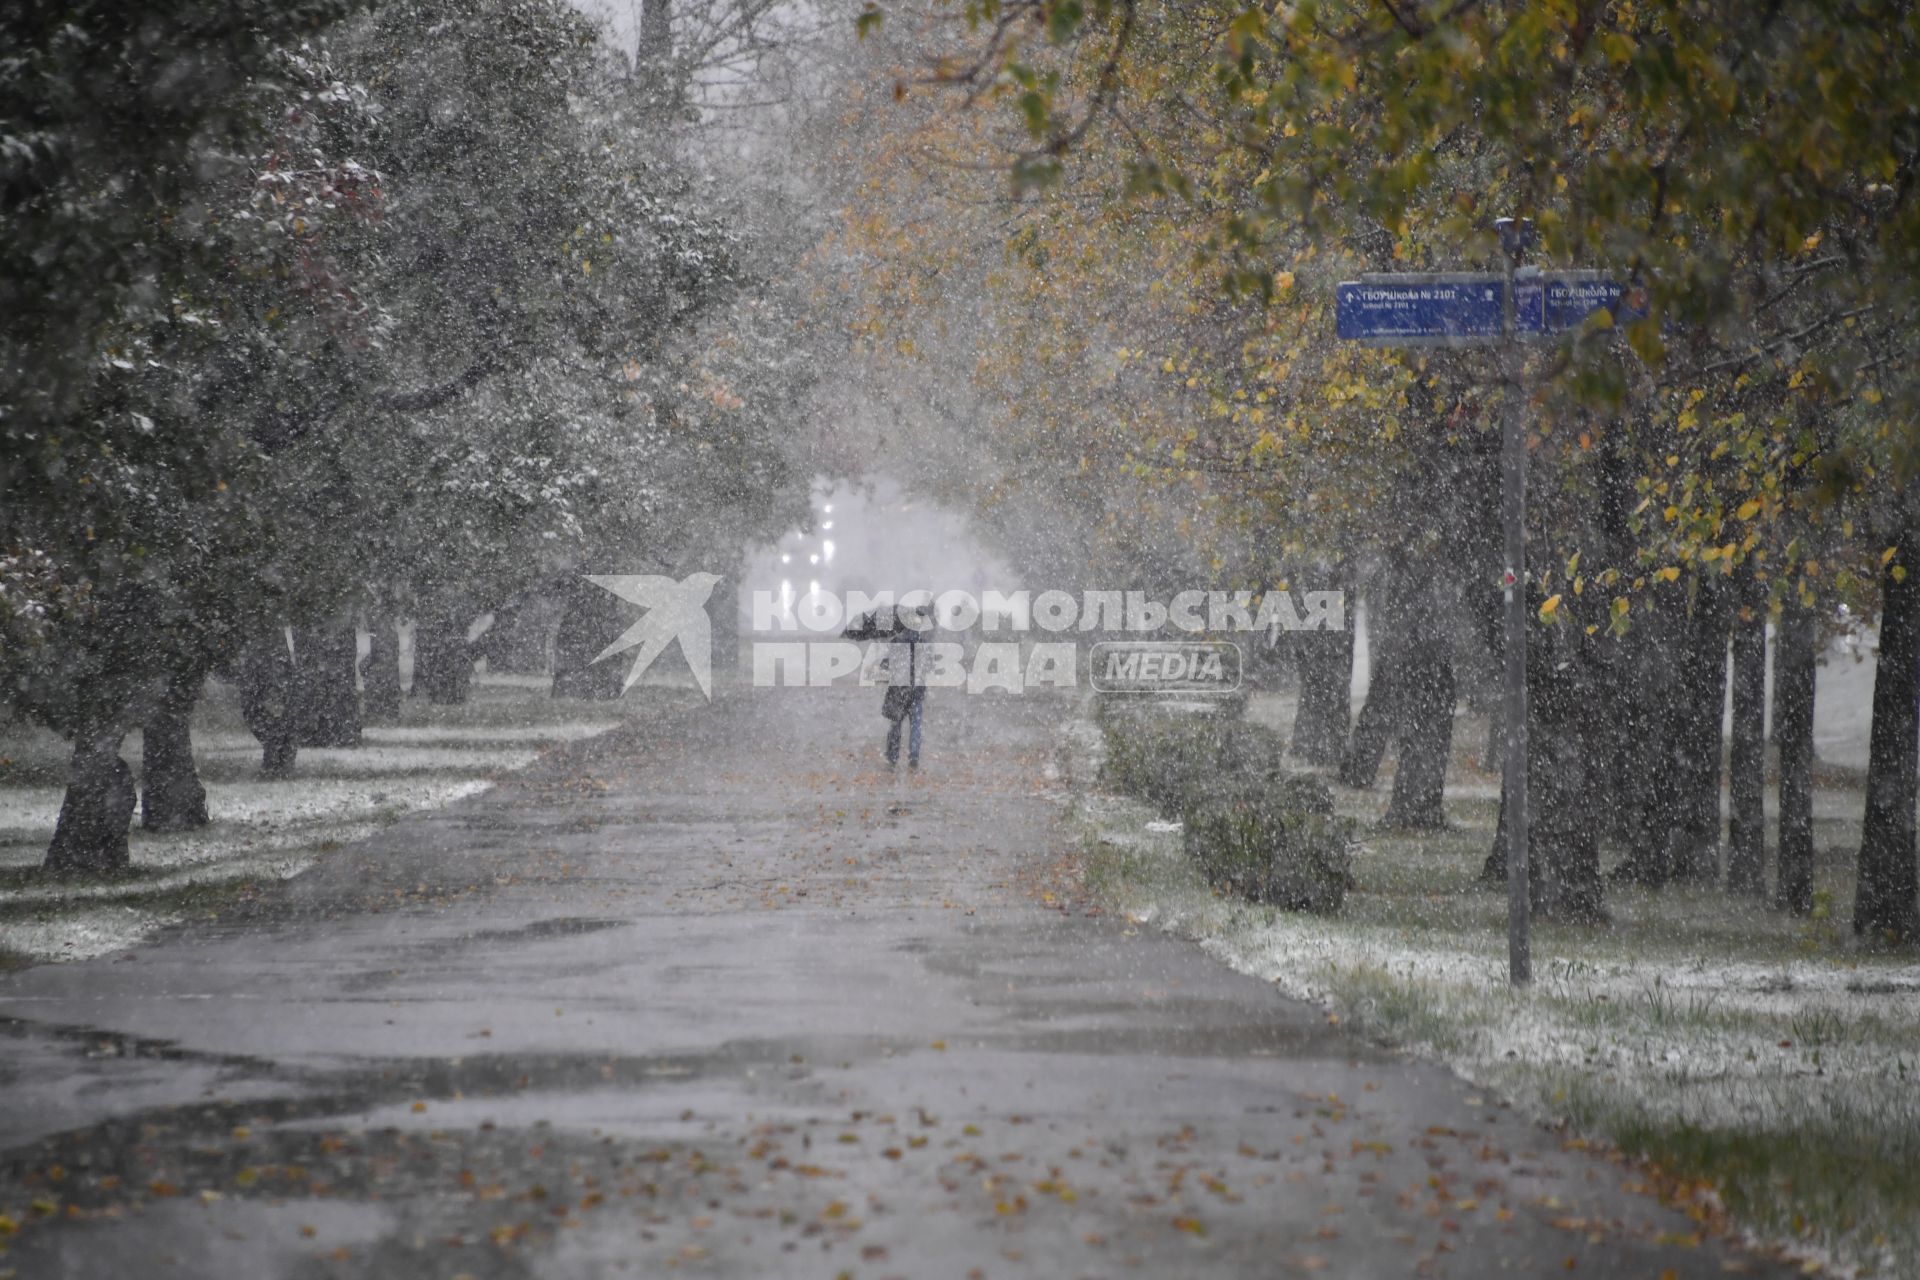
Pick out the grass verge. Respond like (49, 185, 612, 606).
(0, 674, 648, 962)
(1062, 695, 1920, 1279)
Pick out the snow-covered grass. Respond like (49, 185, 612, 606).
(1061, 695, 1920, 1279)
(0, 674, 638, 965)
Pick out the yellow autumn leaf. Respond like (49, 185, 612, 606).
(1538, 594, 1563, 621)
(1656, 566, 1681, 583)
(1736, 499, 1762, 520)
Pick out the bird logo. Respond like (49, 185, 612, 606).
(586, 572, 722, 699)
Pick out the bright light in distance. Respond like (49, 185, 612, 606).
(809, 580, 820, 596)
(809, 553, 819, 564)
(780, 553, 790, 563)
(822, 540, 835, 563)
(823, 504, 833, 513)
(779, 579, 794, 616)
(822, 521, 833, 530)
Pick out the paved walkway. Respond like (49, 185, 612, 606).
(0, 687, 1790, 1277)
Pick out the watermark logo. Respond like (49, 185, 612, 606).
(748, 587, 1341, 697)
(582, 580, 1342, 699)
(1090, 641, 1242, 694)
(587, 572, 720, 699)
(752, 587, 1344, 637)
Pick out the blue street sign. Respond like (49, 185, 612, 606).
(1335, 274, 1514, 344)
(1540, 274, 1648, 331)
(1336, 270, 1642, 346)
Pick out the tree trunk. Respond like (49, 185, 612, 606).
(634, 0, 685, 125)
(1383, 576, 1455, 829)
(293, 616, 363, 747)
(473, 598, 557, 675)
(640, 0, 671, 64)
(1481, 617, 1607, 921)
(1611, 594, 1683, 887)
(413, 616, 476, 705)
(362, 611, 403, 722)
(1725, 573, 1768, 896)
(1480, 711, 1504, 776)
(1338, 669, 1400, 787)
(236, 626, 299, 778)
(1460, 566, 1505, 775)
(1855, 521, 1920, 943)
(1589, 435, 1643, 850)
(46, 733, 137, 873)
(1592, 625, 1644, 851)
(1671, 583, 1730, 884)
(1484, 785, 1511, 886)
(1338, 576, 1404, 788)
(1290, 613, 1354, 765)
(1483, 743, 1607, 920)
(1292, 634, 1354, 764)
(552, 576, 627, 700)
(709, 571, 740, 680)
(140, 668, 209, 833)
(1385, 657, 1454, 828)
(1773, 594, 1817, 915)
(1531, 722, 1608, 923)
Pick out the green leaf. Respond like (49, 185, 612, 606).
(1047, 0, 1084, 44)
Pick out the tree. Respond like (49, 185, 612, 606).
(1856, 517, 1920, 942)
(4, 0, 815, 868)
(4, 23, 380, 870)
(1726, 566, 1768, 896)
(862, 0, 1920, 936)
(1773, 594, 1819, 915)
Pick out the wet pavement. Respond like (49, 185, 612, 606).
(0, 687, 1794, 1278)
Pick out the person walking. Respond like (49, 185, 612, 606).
(848, 601, 932, 771)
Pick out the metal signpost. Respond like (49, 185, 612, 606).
(1334, 229, 1637, 986)
(1493, 219, 1533, 988)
